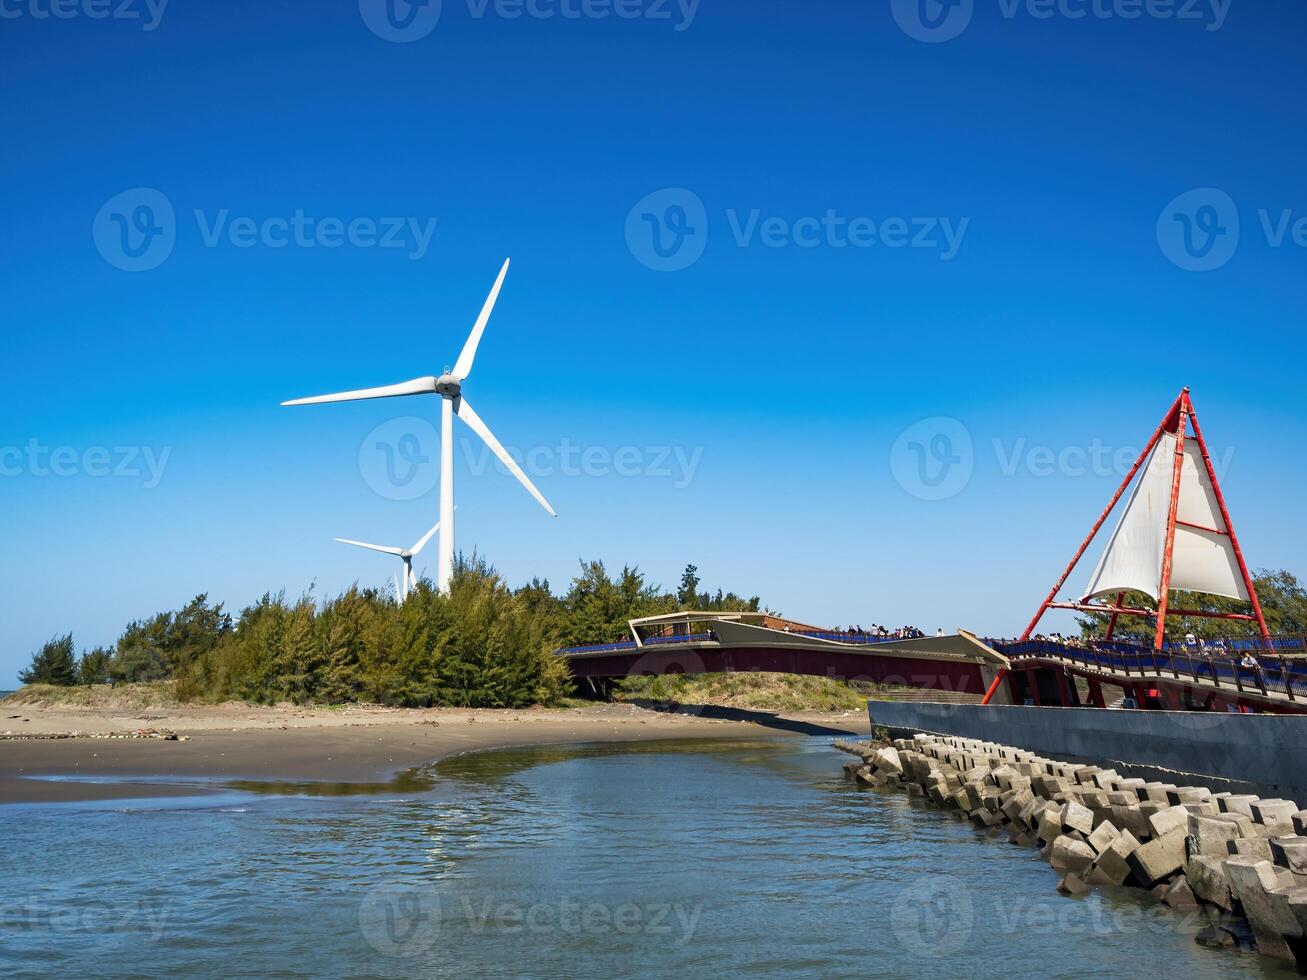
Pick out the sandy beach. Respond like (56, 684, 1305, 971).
(0, 699, 869, 804)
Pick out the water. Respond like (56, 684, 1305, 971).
(1, 738, 1293, 978)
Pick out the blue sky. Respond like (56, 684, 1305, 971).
(2, 0, 1305, 683)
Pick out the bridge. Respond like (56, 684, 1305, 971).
(556, 612, 1307, 715)
(558, 612, 1011, 700)
(992, 637, 1307, 715)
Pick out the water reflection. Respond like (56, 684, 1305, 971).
(1, 737, 1292, 980)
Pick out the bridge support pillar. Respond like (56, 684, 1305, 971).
(1087, 676, 1106, 709)
(1055, 669, 1076, 708)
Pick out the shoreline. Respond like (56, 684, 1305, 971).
(0, 701, 869, 804)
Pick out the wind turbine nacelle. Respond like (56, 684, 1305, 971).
(435, 374, 462, 397)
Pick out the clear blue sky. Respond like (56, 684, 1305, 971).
(3, 0, 1305, 684)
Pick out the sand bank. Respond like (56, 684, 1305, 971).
(0, 700, 868, 804)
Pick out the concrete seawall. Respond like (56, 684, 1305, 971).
(867, 701, 1307, 803)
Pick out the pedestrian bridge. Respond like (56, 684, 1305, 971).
(557, 612, 1011, 700)
(556, 613, 1307, 715)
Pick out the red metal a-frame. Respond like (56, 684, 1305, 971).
(1019, 388, 1270, 652)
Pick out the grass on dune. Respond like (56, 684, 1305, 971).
(612, 672, 873, 712)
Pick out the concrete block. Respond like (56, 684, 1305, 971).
(1088, 865, 1119, 887)
(1087, 820, 1120, 856)
(1074, 789, 1110, 810)
(854, 767, 880, 787)
(1166, 786, 1212, 807)
(1251, 799, 1300, 835)
(1219, 794, 1261, 818)
(1140, 782, 1178, 803)
(1231, 837, 1275, 862)
(1073, 766, 1102, 785)
(1060, 801, 1095, 836)
(1002, 789, 1034, 823)
(1185, 855, 1234, 910)
(1187, 813, 1255, 859)
(1270, 836, 1307, 876)
(1223, 858, 1300, 960)
(1058, 872, 1091, 897)
(1127, 829, 1188, 886)
(1091, 770, 1120, 790)
(1092, 832, 1140, 886)
(1112, 803, 1152, 842)
(1016, 797, 1045, 830)
(1162, 876, 1200, 911)
(1148, 805, 1190, 839)
(970, 807, 1004, 827)
(871, 746, 903, 774)
(1294, 812, 1307, 836)
(1287, 888, 1307, 947)
(1037, 806, 1064, 844)
(1050, 836, 1097, 875)
(1194, 925, 1239, 948)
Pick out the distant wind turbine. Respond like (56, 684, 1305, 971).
(335, 517, 444, 603)
(284, 259, 556, 593)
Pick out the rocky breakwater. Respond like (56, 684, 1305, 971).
(836, 733, 1307, 965)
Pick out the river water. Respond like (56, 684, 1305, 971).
(1, 737, 1293, 978)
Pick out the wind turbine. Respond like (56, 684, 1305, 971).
(335, 517, 445, 603)
(284, 259, 556, 593)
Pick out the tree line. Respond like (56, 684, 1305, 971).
(15, 558, 761, 707)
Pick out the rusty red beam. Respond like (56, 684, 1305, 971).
(1187, 395, 1272, 643)
(1154, 393, 1192, 649)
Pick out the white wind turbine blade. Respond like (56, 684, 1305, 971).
(454, 396, 556, 517)
(394, 572, 403, 601)
(408, 506, 454, 555)
(452, 259, 509, 381)
(282, 376, 438, 406)
(409, 521, 441, 556)
(335, 538, 405, 556)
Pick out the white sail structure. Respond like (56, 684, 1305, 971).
(1082, 431, 1248, 604)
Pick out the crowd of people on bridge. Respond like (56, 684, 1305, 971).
(832, 624, 932, 640)
(1019, 631, 1270, 676)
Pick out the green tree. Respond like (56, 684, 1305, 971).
(559, 560, 673, 647)
(1077, 568, 1307, 643)
(19, 634, 78, 686)
(78, 647, 113, 685)
(677, 564, 701, 608)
